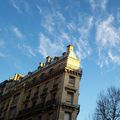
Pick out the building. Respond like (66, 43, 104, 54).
(0, 45, 82, 120)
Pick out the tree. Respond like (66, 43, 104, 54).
(93, 87, 120, 120)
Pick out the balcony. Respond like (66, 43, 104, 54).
(17, 99, 58, 119)
(17, 103, 44, 119)
(61, 102, 80, 112)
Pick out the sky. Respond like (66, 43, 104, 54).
(0, 0, 120, 119)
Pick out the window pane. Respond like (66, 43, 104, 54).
(69, 76, 75, 86)
(64, 112, 71, 120)
(67, 93, 73, 104)
(12, 93, 20, 104)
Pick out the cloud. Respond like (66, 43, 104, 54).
(36, 5, 42, 14)
(41, 16, 55, 33)
(18, 44, 36, 57)
(75, 16, 93, 60)
(41, 10, 65, 33)
(96, 15, 120, 48)
(96, 15, 120, 67)
(10, 0, 30, 14)
(12, 26, 24, 39)
(90, 0, 107, 11)
(67, 22, 76, 31)
(61, 32, 70, 41)
(38, 33, 64, 58)
(108, 51, 120, 65)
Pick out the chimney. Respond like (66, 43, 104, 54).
(67, 45, 74, 53)
(46, 56, 52, 64)
(38, 62, 45, 69)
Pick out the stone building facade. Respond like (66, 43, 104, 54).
(0, 45, 82, 120)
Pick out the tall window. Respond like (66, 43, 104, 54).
(12, 93, 20, 104)
(26, 89, 31, 99)
(9, 107, 16, 118)
(38, 115, 42, 120)
(66, 92, 73, 104)
(49, 113, 53, 120)
(69, 76, 75, 86)
(64, 112, 71, 120)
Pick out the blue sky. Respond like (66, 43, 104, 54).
(0, 0, 120, 119)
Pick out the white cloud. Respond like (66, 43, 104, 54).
(96, 15, 120, 67)
(67, 22, 76, 31)
(38, 33, 64, 58)
(36, 5, 42, 14)
(41, 15, 55, 33)
(12, 26, 24, 39)
(96, 15, 120, 48)
(61, 32, 70, 41)
(75, 16, 93, 60)
(41, 10, 65, 33)
(18, 44, 36, 57)
(10, 0, 30, 14)
(108, 51, 120, 65)
(90, 0, 107, 11)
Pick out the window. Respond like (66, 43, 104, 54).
(24, 103, 28, 109)
(9, 107, 16, 118)
(41, 96, 46, 104)
(49, 113, 53, 120)
(52, 93, 56, 100)
(27, 118, 32, 120)
(38, 115, 42, 120)
(66, 92, 73, 104)
(32, 100, 36, 106)
(64, 112, 71, 120)
(69, 76, 75, 86)
(34, 86, 39, 96)
(26, 89, 31, 99)
(12, 93, 20, 104)
(53, 77, 59, 85)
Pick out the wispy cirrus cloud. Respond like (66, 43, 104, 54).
(41, 10, 65, 33)
(96, 15, 120, 67)
(108, 50, 120, 65)
(90, 0, 108, 11)
(11, 26, 24, 39)
(75, 16, 93, 60)
(61, 32, 70, 41)
(36, 5, 42, 14)
(96, 16, 120, 47)
(38, 33, 64, 58)
(18, 44, 36, 57)
(39, 4, 94, 60)
(10, 0, 30, 14)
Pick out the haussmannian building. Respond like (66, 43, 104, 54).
(0, 45, 82, 120)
